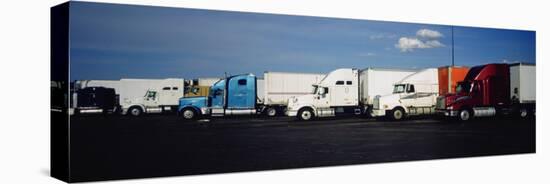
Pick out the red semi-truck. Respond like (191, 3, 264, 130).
(436, 63, 535, 121)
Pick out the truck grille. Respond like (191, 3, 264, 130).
(436, 96, 446, 109)
(373, 97, 380, 109)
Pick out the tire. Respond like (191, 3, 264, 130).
(297, 108, 314, 121)
(390, 107, 405, 121)
(519, 107, 528, 119)
(128, 106, 143, 117)
(181, 108, 197, 120)
(458, 108, 471, 121)
(266, 107, 277, 117)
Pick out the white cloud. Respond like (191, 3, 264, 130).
(416, 29, 443, 39)
(395, 37, 445, 52)
(395, 29, 445, 52)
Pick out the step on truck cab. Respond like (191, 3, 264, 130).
(435, 63, 536, 121)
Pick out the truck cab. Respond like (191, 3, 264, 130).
(436, 64, 510, 121)
(372, 68, 439, 120)
(178, 74, 257, 119)
(286, 68, 359, 120)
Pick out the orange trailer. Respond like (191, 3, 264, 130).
(438, 66, 469, 96)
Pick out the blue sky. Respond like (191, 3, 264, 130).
(69, 2, 535, 80)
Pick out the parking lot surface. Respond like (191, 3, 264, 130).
(67, 115, 535, 182)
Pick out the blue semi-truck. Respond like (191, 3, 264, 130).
(178, 74, 260, 119)
(178, 72, 326, 119)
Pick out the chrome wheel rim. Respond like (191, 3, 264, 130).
(520, 109, 528, 118)
(301, 111, 312, 120)
(460, 110, 470, 121)
(267, 108, 276, 116)
(131, 108, 141, 116)
(183, 110, 194, 119)
(394, 110, 403, 120)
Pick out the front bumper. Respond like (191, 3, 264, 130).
(436, 109, 458, 117)
(286, 109, 298, 117)
(371, 109, 386, 117)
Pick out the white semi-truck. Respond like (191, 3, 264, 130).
(286, 68, 416, 120)
(76, 78, 185, 116)
(371, 68, 439, 120)
(371, 66, 470, 120)
(261, 72, 325, 116)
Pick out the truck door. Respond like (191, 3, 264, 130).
(143, 90, 158, 107)
(400, 84, 433, 107)
(227, 76, 255, 109)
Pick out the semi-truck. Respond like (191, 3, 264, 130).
(262, 72, 325, 116)
(286, 68, 416, 121)
(70, 87, 119, 115)
(178, 72, 325, 120)
(76, 78, 185, 116)
(435, 63, 536, 121)
(371, 66, 469, 120)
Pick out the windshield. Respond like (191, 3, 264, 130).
(456, 81, 471, 94)
(393, 84, 406, 94)
(311, 85, 318, 94)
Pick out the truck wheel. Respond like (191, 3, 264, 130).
(266, 107, 277, 117)
(458, 109, 471, 121)
(128, 107, 143, 116)
(519, 108, 528, 119)
(390, 108, 405, 121)
(181, 108, 197, 120)
(298, 108, 314, 121)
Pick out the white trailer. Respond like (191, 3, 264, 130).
(371, 68, 439, 120)
(76, 78, 185, 116)
(262, 72, 325, 116)
(286, 68, 416, 120)
(510, 63, 536, 117)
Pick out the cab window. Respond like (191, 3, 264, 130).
(407, 84, 415, 93)
(238, 79, 247, 85)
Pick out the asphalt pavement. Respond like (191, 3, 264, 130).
(66, 114, 536, 182)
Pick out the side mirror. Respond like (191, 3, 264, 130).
(191, 87, 199, 94)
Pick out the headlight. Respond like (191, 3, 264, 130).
(383, 105, 388, 109)
(292, 97, 298, 103)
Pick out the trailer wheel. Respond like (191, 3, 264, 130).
(128, 106, 143, 116)
(458, 108, 472, 121)
(181, 108, 197, 120)
(266, 107, 277, 117)
(297, 108, 314, 121)
(519, 108, 528, 119)
(390, 107, 405, 121)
